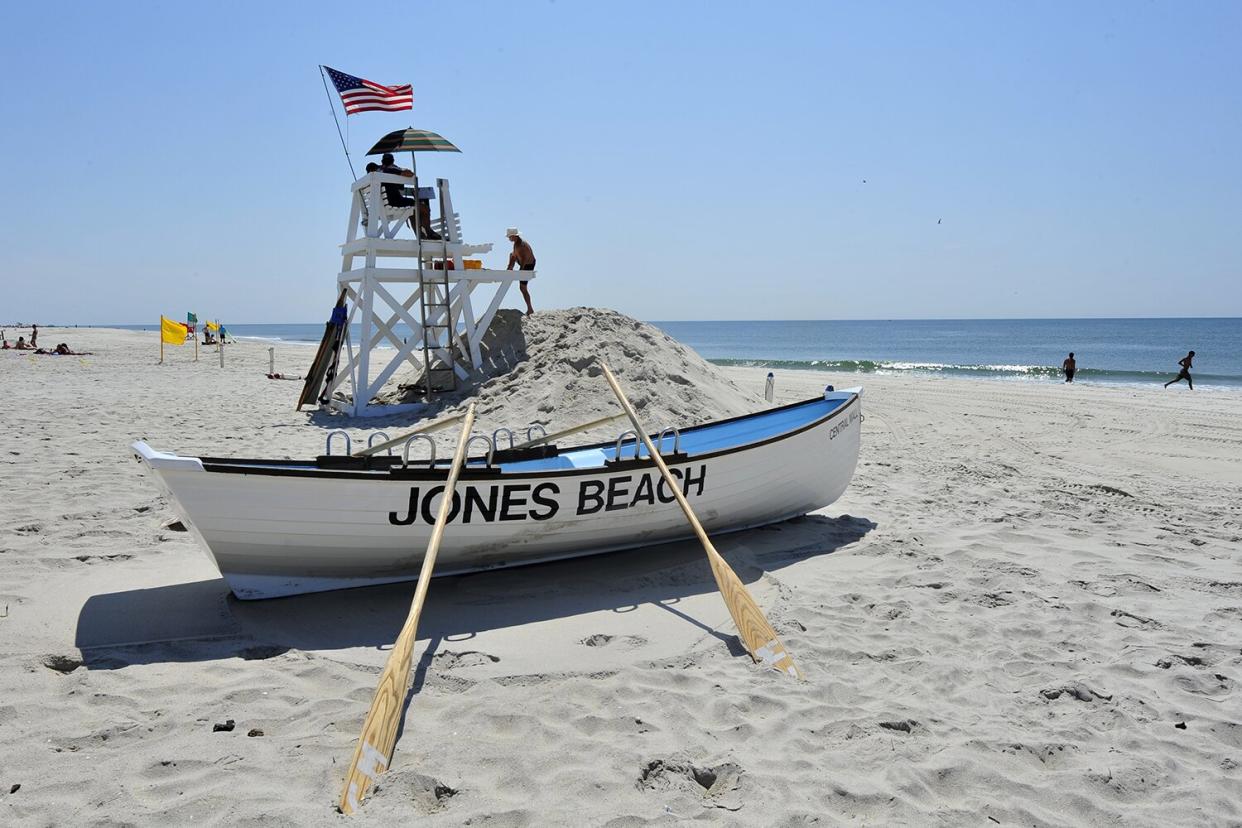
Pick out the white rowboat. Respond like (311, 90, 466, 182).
(132, 388, 862, 600)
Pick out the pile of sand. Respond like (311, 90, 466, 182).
(373, 308, 766, 440)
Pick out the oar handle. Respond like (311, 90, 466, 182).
(402, 403, 475, 634)
(599, 363, 715, 554)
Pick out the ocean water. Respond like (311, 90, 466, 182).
(653, 318, 1242, 389)
(109, 318, 1242, 389)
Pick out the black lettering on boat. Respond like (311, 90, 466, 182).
(500, 484, 531, 521)
(464, 486, 498, 523)
(420, 485, 462, 525)
(830, 410, 859, 440)
(605, 475, 632, 511)
(577, 480, 605, 515)
(682, 465, 706, 497)
(530, 482, 560, 521)
(631, 474, 656, 507)
(389, 487, 420, 526)
(656, 470, 680, 503)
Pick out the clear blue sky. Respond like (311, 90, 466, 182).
(2, 1, 1239, 323)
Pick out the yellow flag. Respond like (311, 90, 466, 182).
(161, 315, 188, 346)
(206, 320, 220, 332)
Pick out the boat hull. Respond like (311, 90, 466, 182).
(134, 394, 862, 599)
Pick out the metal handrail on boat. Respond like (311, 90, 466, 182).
(325, 430, 351, 456)
(465, 434, 495, 466)
(492, 427, 515, 450)
(657, 426, 682, 455)
(367, 432, 392, 455)
(401, 434, 437, 469)
(526, 424, 547, 443)
(614, 430, 640, 461)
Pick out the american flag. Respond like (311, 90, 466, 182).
(323, 66, 413, 115)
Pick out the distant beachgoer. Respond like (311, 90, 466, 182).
(15, 336, 32, 350)
(378, 153, 440, 240)
(203, 328, 216, 345)
(1164, 350, 1195, 390)
(1, 339, 9, 350)
(30, 324, 38, 348)
(1062, 352, 1076, 383)
(506, 227, 536, 316)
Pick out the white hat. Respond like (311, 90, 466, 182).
(505, 227, 520, 237)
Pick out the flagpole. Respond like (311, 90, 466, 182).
(159, 318, 164, 364)
(319, 66, 357, 179)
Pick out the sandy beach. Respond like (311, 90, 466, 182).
(2, 324, 1240, 826)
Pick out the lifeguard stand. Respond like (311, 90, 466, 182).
(318, 169, 535, 417)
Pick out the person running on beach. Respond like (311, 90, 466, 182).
(1062, 352, 1076, 383)
(378, 154, 440, 240)
(1164, 350, 1195, 390)
(505, 227, 536, 316)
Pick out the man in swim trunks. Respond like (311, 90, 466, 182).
(1062, 352, 1076, 383)
(1164, 350, 1195, 390)
(505, 227, 536, 316)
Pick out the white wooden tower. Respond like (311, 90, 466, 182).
(320, 170, 535, 417)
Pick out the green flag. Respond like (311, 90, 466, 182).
(187, 312, 198, 324)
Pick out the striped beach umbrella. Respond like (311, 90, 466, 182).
(366, 128, 460, 156)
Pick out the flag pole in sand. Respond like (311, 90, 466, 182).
(338, 402, 477, 814)
(599, 360, 802, 679)
(159, 318, 163, 364)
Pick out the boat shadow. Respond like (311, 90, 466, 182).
(74, 513, 875, 669)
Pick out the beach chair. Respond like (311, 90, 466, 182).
(358, 181, 424, 240)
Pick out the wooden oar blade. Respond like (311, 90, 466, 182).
(707, 553, 802, 678)
(338, 403, 477, 814)
(596, 360, 801, 680)
(339, 664, 406, 813)
(339, 617, 425, 813)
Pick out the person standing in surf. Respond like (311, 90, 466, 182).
(1164, 350, 1195, 390)
(1062, 352, 1076, 383)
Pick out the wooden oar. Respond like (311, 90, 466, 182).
(510, 411, 627, 449)
(599, 361, 801, 679)
(353, 412, 467, 457)
(338, 402, 477, 814)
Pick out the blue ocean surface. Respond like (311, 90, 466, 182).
(653, 318, 1242, 389)
(107, 318, 1242, 389)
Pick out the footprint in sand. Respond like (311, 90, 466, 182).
(580, 633, 648, 648)
(432, 650, 500, 669)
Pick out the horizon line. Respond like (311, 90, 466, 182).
(27, 314, 1242, 327)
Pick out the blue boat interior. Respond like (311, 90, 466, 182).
(487, 395, 847, 473)
(198, 394, 851, 474)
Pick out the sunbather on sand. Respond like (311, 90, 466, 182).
(14, 336, 33, 350)
(34, 343, 91, 356)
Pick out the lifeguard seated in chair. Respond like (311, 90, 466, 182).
(373, 154, 440, 240)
